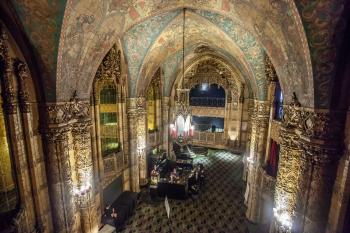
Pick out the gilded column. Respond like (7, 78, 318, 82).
(121, 88, 130, 191)
(127, 97, 147, 192)
(237, 84, 245, 147)
(44, 122, 76, 233)
(90, 97, 103, 217)
(72, 116, 99, 233)
(224, 93, 232, 143)
(294, 110, 344, 233)
(271, 99, 303, 233)
(45, 103, 81, 233)
(271, 99, 345, 233)
(138, 107, 147, 186)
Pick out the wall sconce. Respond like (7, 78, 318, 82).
(73, 182, 92, 208)
(246, 156, 254, 164)
(273, 207, 292, 232)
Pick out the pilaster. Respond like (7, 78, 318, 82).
(14, 59, 52, 231)
(44, 99, 91, 233)
(1, 33, 37, 232)
(72, 118, 99, 233)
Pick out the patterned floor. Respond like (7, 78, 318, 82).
(121, 149, 248, 233)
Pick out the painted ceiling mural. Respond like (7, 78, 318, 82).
(8, 0, 349, 108)
(123, 10, 179, 96)
(136, 10, 258, 98)
(53, 0, 314, 105)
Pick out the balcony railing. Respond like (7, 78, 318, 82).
(190, 97, 225, 107)
(191, 131, 226, 148)
(103, 151, 124, 187)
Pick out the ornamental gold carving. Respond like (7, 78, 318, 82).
(265, 55, 277, 82)
(270, 120, 281, 143)
(95, 44, 121, 82)
(183, 57, 240, 98)
(127, 97, 146, 113)
(44, 126, 70, 143)
(45, 100, 90, 125)
(299, 110, 345, 142)
(273, 94, 345, 232)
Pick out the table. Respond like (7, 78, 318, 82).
(157, 180, 188, 199)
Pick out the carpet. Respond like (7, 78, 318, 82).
(121, 149, 248, 233)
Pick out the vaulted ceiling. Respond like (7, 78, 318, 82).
(8, 0, 350, 108)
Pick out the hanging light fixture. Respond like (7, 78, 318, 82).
(170, 8, 194, 145)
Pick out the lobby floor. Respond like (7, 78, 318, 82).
(122, 149, 249, 233)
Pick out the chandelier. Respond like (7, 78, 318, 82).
(170, 8, 194, 145)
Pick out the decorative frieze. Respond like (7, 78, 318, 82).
(127, 97, 146, 113)
(45, 99, 90, 125)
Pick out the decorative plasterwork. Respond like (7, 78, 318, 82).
(183, 57, 239, 98)
(45, 99, 90, 125)
(270, 120, 282, 144)
(95, 44, 121, 82)
(162, 45, 254, 98)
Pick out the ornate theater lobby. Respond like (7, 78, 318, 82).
(122, 150, 248, 233)
(1, 1, 350, 233)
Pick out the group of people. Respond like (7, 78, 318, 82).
(102, 205, 120, 230)
(170, 168, 180, 182)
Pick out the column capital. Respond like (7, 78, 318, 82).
(45, 99, 90, 125)
(253, 100, 270, 117)
(127, 97, 146, 116)
(298, 109, 345, 144)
